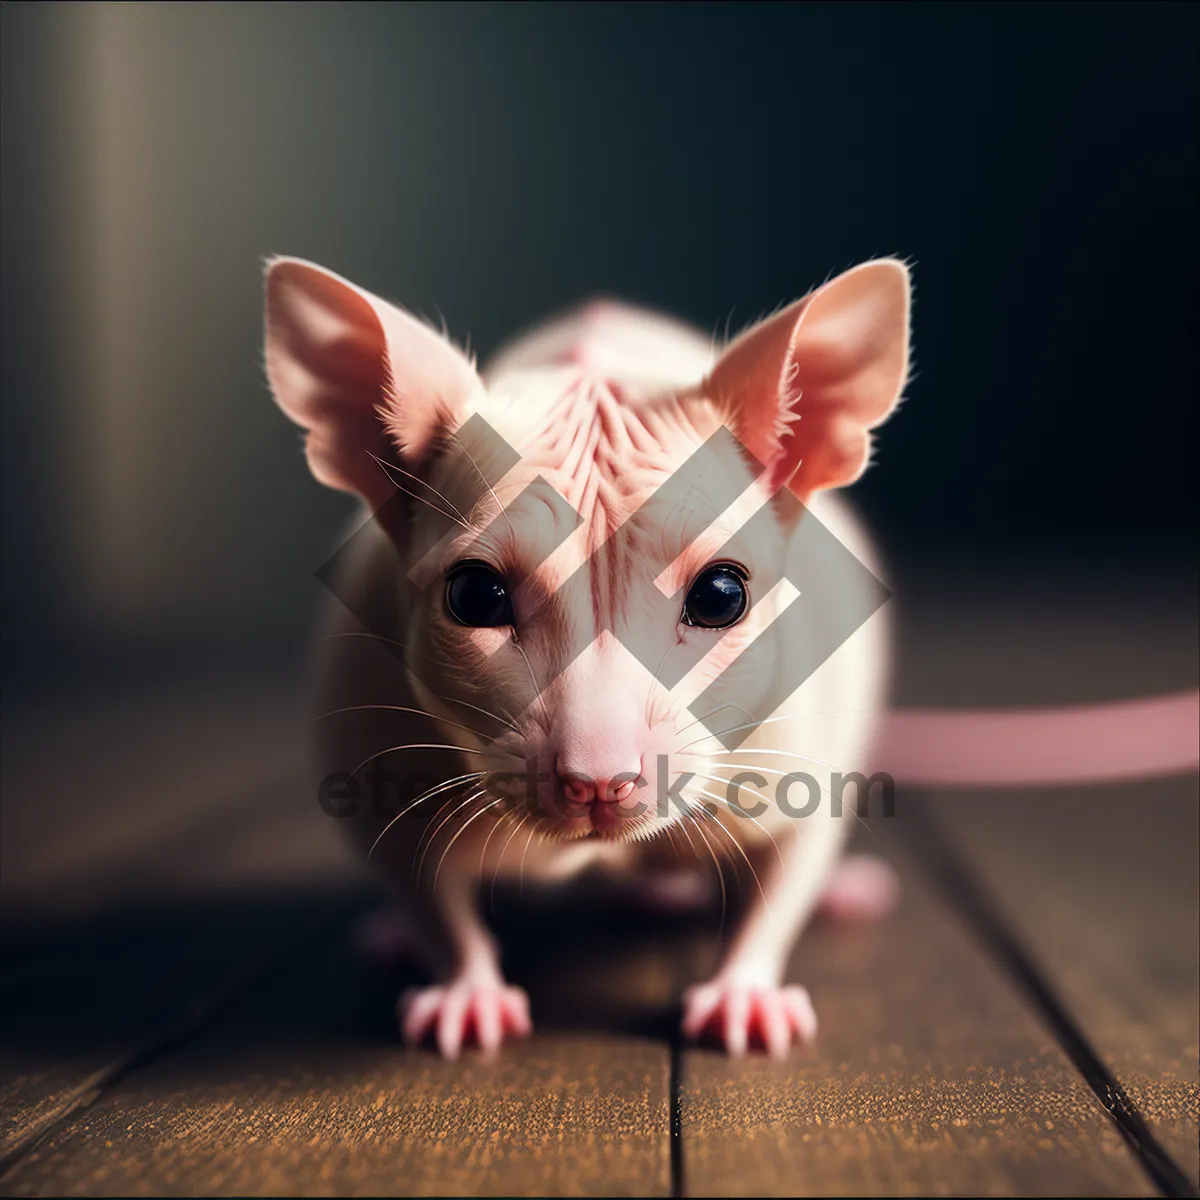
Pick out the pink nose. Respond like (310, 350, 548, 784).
(559, 773, 640, 805)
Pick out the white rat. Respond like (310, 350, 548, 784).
(263, 257, 1199, 1060)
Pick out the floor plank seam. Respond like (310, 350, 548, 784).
(899, 796, 1200, 1200)
(669, 1030, 684, 1199)
(0, 1061, 122, 1178)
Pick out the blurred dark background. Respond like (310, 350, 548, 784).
(0, 17, 1197, 1181)
(3, 1, 1197, 698)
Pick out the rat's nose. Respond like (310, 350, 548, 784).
(557, 761, 642, 806)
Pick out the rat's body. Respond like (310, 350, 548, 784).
(313, 348, 894, 1058)
(269, 261, 910, 1060)
(265, 256, 1197, 1060)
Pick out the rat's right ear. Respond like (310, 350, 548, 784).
(706, 259, 911, 502)
(264, 257, 485, 511)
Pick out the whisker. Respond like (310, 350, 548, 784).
(518, 819, 538, 897)
(673, 808, 701, 862)
(492, 813, 529, 912)
(678, 708, 870, 751)
(414, 784, 485, 869)
(427, 691, 520, 734)
(316, 704, 497, 745)
(703, 762, 816, 781)
(644, 641, 677, 727)
(433, 796, 507, 891)
(380, 455, 471, 525)
(369, 451, 470, 528)
(662, 822, 684, 864)
(712, 761, 880, 843)
(675, 703, 759, 740)
(688, 770, 783, 867)
(371, 476, 467, 530)
(451, 438, 515, 541)
(687, 809, 727, 936)
(365, 771, 485, 863)
(317, 630, 446, 670)
(417, 787, 488, 882)
(697, 747, 845, 774)
(693, 787, 771, 912)
(348, 741, 490, 783)
(513, 641, 553, 729)
(313, 637, 522, 736)
(477, 800, 511, 883)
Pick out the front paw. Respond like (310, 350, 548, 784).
(399, 978, 532, 1059)
(682, 978, 817, 1059)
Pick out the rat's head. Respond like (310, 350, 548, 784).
(265, 258, 910, 844)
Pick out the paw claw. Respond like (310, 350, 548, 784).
(399, 980, 532, 1058)
(682, 980, 818, 1057)
(400, 985, 444, 1046)
(782, 985, 818, 1043)
(501, 988, 533, 1037)
(724, 988, 751, 1058)
(436, 988, 470, 1060)
(680, 983, 720, 1041)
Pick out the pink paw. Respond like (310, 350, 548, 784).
(816, 854, 901, 923)
(399, 979, 532, 1059)
(682, 979, 817, 1059)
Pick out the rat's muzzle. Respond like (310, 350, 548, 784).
(558, 771, 640, 807)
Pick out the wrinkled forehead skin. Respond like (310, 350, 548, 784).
(409, 367, 787, 609)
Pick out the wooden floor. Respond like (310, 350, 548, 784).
(1, 564, 1197, 1197)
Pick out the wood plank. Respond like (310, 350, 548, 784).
(0, 673, 361, 1168)
(6, 562, 1191, 1198)
(678, 823, 1154, 1197)
(0, 885, 365, 1169)
(890, 555, 1198, 1187)
(933, 780, 1200, 1188)
(0, 894, 675, 1197)
(2, 673, 677, 1195)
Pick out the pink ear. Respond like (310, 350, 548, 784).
(706, 259, 911, 500)
(264, 257, 484, 511)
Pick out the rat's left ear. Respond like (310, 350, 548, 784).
(706, 259, 911, 501)
(264, 257, 484, 513)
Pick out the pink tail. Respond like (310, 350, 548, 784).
(874, 689, 1199, 787)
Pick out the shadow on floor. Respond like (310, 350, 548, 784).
(0, 879, 731, 1066)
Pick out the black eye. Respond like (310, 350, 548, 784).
(445, 561, 513, 627)
(682, 564, 749, 630)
